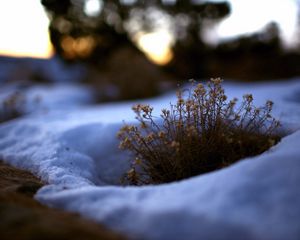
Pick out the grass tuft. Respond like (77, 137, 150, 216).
(118, 78, 281, 185)
(0, 92, 25, 123)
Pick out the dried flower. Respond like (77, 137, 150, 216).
(118, 78, 281, 185)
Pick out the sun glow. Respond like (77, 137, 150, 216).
(136, 31, 174, 65)
(0, 0, 53, 59)
(61, 36, 96, 59)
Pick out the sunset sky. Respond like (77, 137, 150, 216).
(0, 0, 53, 58)
(0, 0, 298, 63)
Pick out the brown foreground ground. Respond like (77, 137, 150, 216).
(0, 161, 126, 240)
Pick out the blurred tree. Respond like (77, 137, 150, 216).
(41, 0, 300, 89)
(41, 0, 230, 69)
(208, 22, 300, 80)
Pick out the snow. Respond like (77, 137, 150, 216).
(0, 83, 94, 117)
(0, 56, 86, 83)
(0, 78, 300, 239)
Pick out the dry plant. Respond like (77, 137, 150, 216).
(118, 78, 281, 185)
(0, 92, 25, 123)
(0, 91, 42, 123)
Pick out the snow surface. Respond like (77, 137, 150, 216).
(0, 79, 300, 239)
(0, 83, 94, 117)
(0, 56, 86, 83)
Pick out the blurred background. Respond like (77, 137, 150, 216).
(0, 0, 299, 100)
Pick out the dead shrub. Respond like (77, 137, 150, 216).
(0, 92, 25, 123)
(118, 78, 281, 185)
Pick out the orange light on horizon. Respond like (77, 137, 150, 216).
(136, 31, 174, 66)
(0, 0, 53, 59)
(61, 36, 96, 59)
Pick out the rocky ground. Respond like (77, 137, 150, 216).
(0, 161, 126, 240)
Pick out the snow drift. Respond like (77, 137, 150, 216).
(0, 79, 300, 240)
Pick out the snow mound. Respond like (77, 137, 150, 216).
(0, 83, 94, 118)
(0, 79, 300, 239)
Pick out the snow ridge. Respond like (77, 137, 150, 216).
(0, 79, 300, 239)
